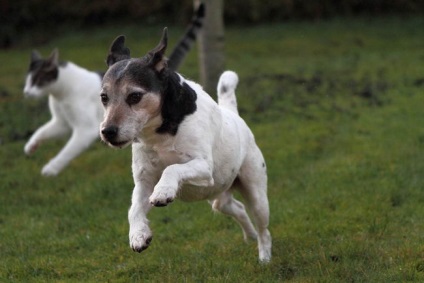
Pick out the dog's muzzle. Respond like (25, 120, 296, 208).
(101, 125, 130, 148)
(101, 125, 118, 142)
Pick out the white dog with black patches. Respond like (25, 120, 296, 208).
(100, 28, 272, 262)
(23, 50, 103, 176)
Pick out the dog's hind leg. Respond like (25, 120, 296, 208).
(211, 190, 258, 241)
(217, 71, 239, 114)
(237, 146, 272, 263)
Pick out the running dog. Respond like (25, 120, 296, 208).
(100, 28, 272, 262)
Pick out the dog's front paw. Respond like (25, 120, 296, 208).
(149, 185, 177, 207)
(130, 231, 153, 253)
(24, 141, 39, 155)
(41, 163, 60, 177)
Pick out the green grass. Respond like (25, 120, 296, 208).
(1, 16, 424, 282)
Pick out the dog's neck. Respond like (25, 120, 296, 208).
(137, 115, 167, 145)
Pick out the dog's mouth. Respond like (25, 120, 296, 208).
(108, 140, 131, 148)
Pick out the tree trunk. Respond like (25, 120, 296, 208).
(195, 0, 225, 94)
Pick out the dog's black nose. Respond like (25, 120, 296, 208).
(101, 126, 118, 141)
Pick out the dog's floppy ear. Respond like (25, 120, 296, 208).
(31, 50, 42, 62)
(107, 35, 131, 67)
(147, 27, 168, 72)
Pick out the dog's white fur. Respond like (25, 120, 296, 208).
(23, 58, 103, 176)
(101, 64, 272, 261)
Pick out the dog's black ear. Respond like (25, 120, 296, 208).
(107, 35, 131, 67)
(31, 50, 42, 62)
(46, 48, 59, 67)
(147, 28, 168, 72)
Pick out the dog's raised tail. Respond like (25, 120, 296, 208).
(167, 3, 205, 71)
(217, 71, 239, 115)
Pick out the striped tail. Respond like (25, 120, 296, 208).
(168, 3, 205, 71)
(217, 71, 239, 115)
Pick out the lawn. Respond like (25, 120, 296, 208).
(1, 16, 424, 282)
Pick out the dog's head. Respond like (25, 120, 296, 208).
(23, 49, 61, 98)
(100, 28, 197, 148)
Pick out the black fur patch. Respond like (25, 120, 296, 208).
(29, 60, 67, 87)
(220, 84, 228, 94)
(156, 71, 197, 135)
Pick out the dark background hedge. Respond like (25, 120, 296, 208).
(1, 0, 423, 48)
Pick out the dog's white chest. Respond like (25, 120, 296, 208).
(149, 144, 192, 167)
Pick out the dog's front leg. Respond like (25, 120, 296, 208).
(149, 158, 214, 206)
(129, 179, 155, 253)
(24, 118, 69, 155)
(41, 128, 97, 176)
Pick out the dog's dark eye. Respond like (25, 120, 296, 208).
(126, 92, 143, 105)
(100, 93, 109, 105)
